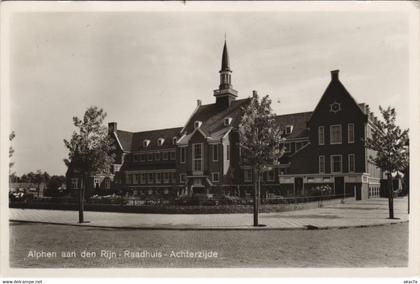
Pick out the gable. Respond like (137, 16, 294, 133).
(309, 71, 366, 125)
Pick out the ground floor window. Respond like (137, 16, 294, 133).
(244, 169, 253, 183)
(71, 178, 78, 189)
(211, 172, 220, 182)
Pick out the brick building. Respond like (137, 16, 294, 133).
(67, 41, 383, 201)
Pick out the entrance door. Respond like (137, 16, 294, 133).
(334, 176, 345, 196)
(294, 177, 303, 196)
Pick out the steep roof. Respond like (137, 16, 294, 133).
(115, 127, 182, 152)
(274, 111, 312, 140)
(221, 40, 231, 72)
(182, 98, 251, 139)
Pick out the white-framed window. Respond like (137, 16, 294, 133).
(284, 142, 291, 153)
(163, 172, 169, 183)
(134, 174, 140, 184)
(193, 143, 203, 172)
(71, 178, 79, 189)
(244, 169, 253, 183)
(143, 139, 150, 148)
(318, 126, 325, 145)
(224, 117, 232, 126)
(194, 121, 202, 128)
(94, 177, 100, 188)
(141, 173, 147, 184)
(180, 147, 186, 164)
(348, 154, 355, 172)
(104, 178, 111, 189)
(148, 153, 153, 161)
(179, 174, 186, 183)
(155, 172, 161, 184)
(319, 155, 325, 173)
(226, 144, 230, 161)
(154, 152, 160, 161)
(285, 125, 293, 135)
(266, 170, 274, 182)
(212, 144, 219, 162)
(171, 172, 177, 183)
(140, 154, 146, 162)
(126, 175, 132, 185)
(162, 151, 169, 160)
(157, 138, 165, 146)
(348, 123, 355, 144)
(172, 137, 177, 145)
(148, 189, 153, 195)
(170, 150, 176, 160)
(148, 173, 155, 184)
(330, 155, 343, 173)
(164, 189, 169, 195)
(330, 125, 342, 144)
(211, 172, 220, 182)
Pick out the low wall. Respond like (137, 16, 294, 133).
(9, 197, 354, 214)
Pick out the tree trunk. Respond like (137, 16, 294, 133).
(253, 169, 259, 227)
(79, 172, 86, 223)
(388, 173, 394, 219)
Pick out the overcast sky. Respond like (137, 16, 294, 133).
(9, 11, 410, 176)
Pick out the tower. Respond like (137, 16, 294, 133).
(214, 40, 238, 108)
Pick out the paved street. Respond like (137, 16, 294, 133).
(9, 197, 408, 229)
(10, 222, 408, 268)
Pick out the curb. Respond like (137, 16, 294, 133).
(9, 219, 409, 231)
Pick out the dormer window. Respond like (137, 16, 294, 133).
(194, 121, 202, 129)
(172, 137, 177, 145)
(285, 125, 294, 135)
(157, 138, 165, 146)
(143, 139, 150, 148)
(224, 117, 233, 126)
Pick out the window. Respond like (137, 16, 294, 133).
(330, 125, 342, 144)
(212, 144, 219, 162)
(348, 154, 355, 172)
(194, 121, 202, 128)
(170, 150, 176, 160)
(162, 151, 169, 160)
(143, 139, 150, 147)
(172, 137, 177, 145)
(211, 172, 220, 182)
(266, 170, 274, 182)
(224, 117, 232, 126)
(164, 189, 169, 195)
(141, 173, 147, 184)
(163, 172, 169, 183)
(318, 126, 325, 145)
(330, 155, 342, 173)
(127, 175, 133, 185)
(284, 142, 291, 153)
(148, 153, 153, 161)
(140, 154, 146, 162)
(148, 189, 153, 195)
(319, 155, 325, 173)
(157, 138, 165, 146)
(71, 178, 79, 189)
(179, 174, 186, 183)
(171, 172, 177, 183)
(348, 123, 355, 144)
(244, 169, 253, 182)
(134, 174, 140, 184)
(193, 143, 203, 172)
(155, 173, 161, 184)
(285, 125, 293, 135)
(154, 152, 160, 161)
(226, 145, 230, 161)
(180, 147, 186, 163)
(148, 173, 155, 184)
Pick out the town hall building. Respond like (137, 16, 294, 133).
(67, 41, 383, 202)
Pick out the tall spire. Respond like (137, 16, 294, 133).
(221, 40, 231, 72)
(214, 39, 238, 108)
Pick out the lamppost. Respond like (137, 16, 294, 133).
(75, 145, 88, 223)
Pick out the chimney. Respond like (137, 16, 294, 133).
(252, 90, 258, 96)
(331, 70, 339, 81)
(108, 122, 117, 133)
(197, 99, 202, 107)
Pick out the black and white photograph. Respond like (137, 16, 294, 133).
(1, 1, 419, 279)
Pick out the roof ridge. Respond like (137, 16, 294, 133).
(119, 126, 183, 135)
(275, 110, 313, 117)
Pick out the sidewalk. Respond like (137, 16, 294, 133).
(9, 197, 409, 230)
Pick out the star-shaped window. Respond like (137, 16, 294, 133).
(329, 101, 341, 113)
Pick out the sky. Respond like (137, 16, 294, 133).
(9, 10, 410, 176)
